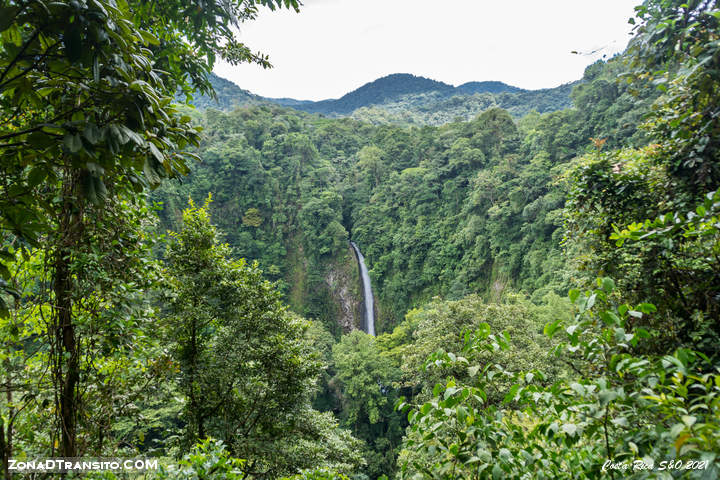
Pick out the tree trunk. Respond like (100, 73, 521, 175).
(0, 408, 9, 480)
(53, 170, 83, 458)
(189, 319, 205, 440)
(56, 252, 78, 457)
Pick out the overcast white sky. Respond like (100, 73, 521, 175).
(213, 0, 638, 101)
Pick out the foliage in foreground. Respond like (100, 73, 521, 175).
(88, 439, 352, 480)
(398, 279, 720, 479)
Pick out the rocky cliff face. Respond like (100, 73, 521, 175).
(324, 246, 364, 333)
(283, 240, 364, 336)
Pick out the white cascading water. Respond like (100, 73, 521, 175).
(350, 242, 375, 336)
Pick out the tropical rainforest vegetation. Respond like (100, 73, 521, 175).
(0, 0, 719, 479)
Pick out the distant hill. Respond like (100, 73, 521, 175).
(349, 81, 577, 125)
(266, 97, 315, 107)
(292, 73, 456, 115)
(456, 81, 525, 95)
(194, 72, 579, 124)
(281, 73, 547, 116)
(188, 73, 264, 110)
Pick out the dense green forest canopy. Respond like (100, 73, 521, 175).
(1, 0, 719, 479)
(157, 55, 657, 333)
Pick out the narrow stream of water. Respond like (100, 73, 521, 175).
(350, 242, 375, 336)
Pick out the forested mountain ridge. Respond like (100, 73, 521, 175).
(195, 71, 578, 124)
(278, 74, 458, 114)
(456, 80, 524, 95)
(350, 80, 577, 125)
(189, 72, 266, 110)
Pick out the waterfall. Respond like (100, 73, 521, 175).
(350, 242, 375, 336)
